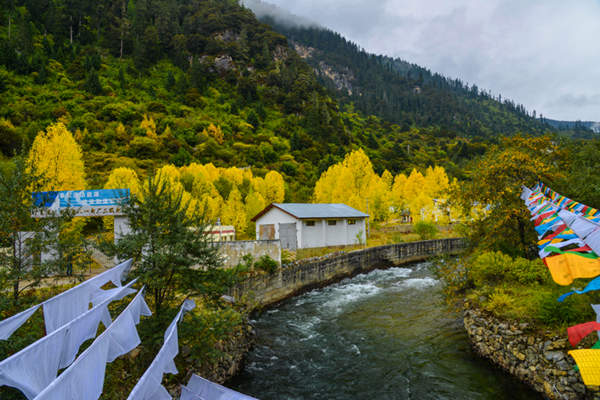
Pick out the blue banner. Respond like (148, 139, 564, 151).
(32, 189, 130, 217)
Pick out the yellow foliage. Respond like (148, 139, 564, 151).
(28, 122, 86, 191)
(140, 114, 157, 139)
(314, 149, 389, 221)
(115, 123, 128, 141)
(263, 171, 285, 204)
(221, 189, 246, 232)
(104, 167, 141, 235)
(105, 167, 141, 198)
(245, 191, 266, 222)
(203, 123, 224, 145)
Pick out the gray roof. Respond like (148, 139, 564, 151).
(272, 203, 368, 219)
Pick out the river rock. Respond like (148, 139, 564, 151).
(463, 306, 595, 400)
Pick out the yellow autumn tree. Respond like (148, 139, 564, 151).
(28, 122, 86, 191)
(140, 114, 158, 140)
(314, 149, 391, 221)
(262, 171, 285, 204)
(391, 166, 451, 223)
(203, 123, 224, 145)
(222, 189, 246, 232)
(103, 167, 142, 236)
(245, 190, 266, 236)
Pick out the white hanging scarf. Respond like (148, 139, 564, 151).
(43, 258, 133, 334)
(34, 287, 152, 400)
(538, 238, 586, 258)
(180, 374, 258, 400)
(520, 186, 533, 201)
(127, 299, 196, 400)
(559, 209, 600, 255)
(0, 305, 41, 340)
(0, 259, 133, 340)
(0, 280, 137, 399)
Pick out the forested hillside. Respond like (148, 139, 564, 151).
(0, 0, 496, 201)
(247, 1, 594, 139)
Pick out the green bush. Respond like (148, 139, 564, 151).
(469, 251, 547, 287)
(414, 220, 438, 240)
(469, 251, 513, 286)
(254, 255, 278, 274)
(484, 288, 514, 316)
(536, 291, 581, 326)
(511, 257, 548, 284)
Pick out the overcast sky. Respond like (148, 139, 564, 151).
(254, 0, 600, 121)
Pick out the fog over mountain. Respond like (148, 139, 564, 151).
(245, 0, 600, 122)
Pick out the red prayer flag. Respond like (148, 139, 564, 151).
(568, 322, 600, 347)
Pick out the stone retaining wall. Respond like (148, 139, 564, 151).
(218, 240, 281, 269)
(231, 238, 466, 307)
(464, 306, 600, 399)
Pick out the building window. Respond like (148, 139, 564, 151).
(328, 220, 337, 226)
(347, 219, 356, 225)
(305, 220, 315, 227)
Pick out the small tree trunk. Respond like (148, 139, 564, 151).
(70, 17, 73, 44)
(8, 15, 11, 40)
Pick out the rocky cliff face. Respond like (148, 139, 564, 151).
(464, 306, 600, 399)
(292, 42, 355, 95)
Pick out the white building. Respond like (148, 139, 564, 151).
(251, 203, 368, 250)
(204, 225, 236, 242)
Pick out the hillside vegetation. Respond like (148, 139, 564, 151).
(0, 0, 501, 199)
(248, 3, 594, 139)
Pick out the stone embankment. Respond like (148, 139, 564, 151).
(464, 306, 600, 399)
(231, 238, 466, 307)
(215, 239, 465, 386)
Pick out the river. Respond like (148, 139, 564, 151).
(229, 261, 540, 400)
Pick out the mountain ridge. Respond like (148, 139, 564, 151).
(243, 0, 596, 138)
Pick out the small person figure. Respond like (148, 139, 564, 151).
(66, 253, 73, 276)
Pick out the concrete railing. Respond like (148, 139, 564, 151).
(230, 238, 466, 307)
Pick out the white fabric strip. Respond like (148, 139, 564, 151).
(43, 259, 133, 333)
(0, 305, 40, 341)
(0, 280, 137, 399)
(0, 259, 133, 341)
(520, 186, 532, 201)
(181, 374, 258, 400)
(34, 287, 151, 400)
(539, 238, 586, 259)
(592, 304, 600, 339)
(127, 299, 196, 400)
(558, 210, 600, 255)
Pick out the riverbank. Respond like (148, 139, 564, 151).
(464, 304, 600, 399)
(230, 238, 466, 308)
(229, 261, 539, 399)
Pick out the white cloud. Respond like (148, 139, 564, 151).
(256, 0, 600, 120)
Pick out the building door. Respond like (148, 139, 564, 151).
(279, 223, 297, 250)
(259, 224, 275, 240)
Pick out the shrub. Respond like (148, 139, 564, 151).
(536, 291, 581, 326)
(511, 256, 548, 284)
(414, 220, 438, 240)
(484, 288, 514, 316)
(469, 251, 513, 286)
(281, 249, 294, 265)
(469, 251, 548, 287)
(254, 255, 278, 275)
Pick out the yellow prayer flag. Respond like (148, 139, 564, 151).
(545, 253, 600, 286)
(570, 350, 600, 386)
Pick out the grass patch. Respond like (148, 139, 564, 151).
(437, 250, 600, 331)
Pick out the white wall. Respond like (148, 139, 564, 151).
(255, 208, 300, 243)
(256, 209, 367, 249)
(299, 217, 367, 248)
(324, 219, 346, 246)
(300, 219, 323, 248)
(345, 219, 366, 245)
